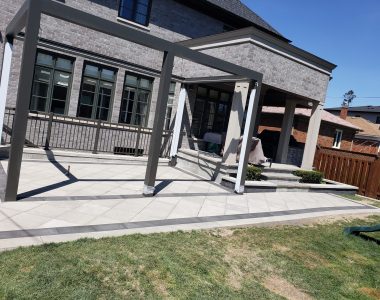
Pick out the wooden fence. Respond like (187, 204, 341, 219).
(314, 147, 380, 199)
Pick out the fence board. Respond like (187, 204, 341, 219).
(314, 147, 380, 199)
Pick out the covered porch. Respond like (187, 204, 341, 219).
(169, 79, 324, 183)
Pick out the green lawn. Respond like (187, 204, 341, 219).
(341, 194, 380, 208)
(1, 216, 380, 299)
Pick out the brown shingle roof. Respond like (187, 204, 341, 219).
(346, 117, 380, 138)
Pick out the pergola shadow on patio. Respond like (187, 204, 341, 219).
(0, 0, 263, 201)
(0, 151, 231, 202)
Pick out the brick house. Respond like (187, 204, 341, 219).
(0, 0, 338, 198)
(327, 105, 380, 124)
(257, 106, 360, 165)
(346, 117, 380, 154)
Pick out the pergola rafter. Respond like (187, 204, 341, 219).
(0, 0, 263, 201)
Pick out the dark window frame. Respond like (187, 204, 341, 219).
(30, 49, 75, 115)
(119, 72, 154, 127)
(191, 85, 232, 138)
(118, 0, 153, 27)
(77, 61, 117, 121)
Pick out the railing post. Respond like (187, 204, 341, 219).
(92, 119, 101, 154)
(44, 112, 53, 150)
(135, 124, 142, 157)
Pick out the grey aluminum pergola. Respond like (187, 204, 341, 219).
(0, 0, 263, 201)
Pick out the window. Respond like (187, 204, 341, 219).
(119, 73, 153, 126)
(164, 82, 176, 130)
(77, 63, 117, 121)
(191, 86, 232, 138)
(30, 51, 74, 114)
(376, 116, 380, 124)
(333, 129, 343, 149)
(118, 0, 152, 26)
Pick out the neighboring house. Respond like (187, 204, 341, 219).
(257, 106, 360, 165)
(0, 0, 336, 173)
(327, 105, 380, 124)
(345, 117, 380, 154)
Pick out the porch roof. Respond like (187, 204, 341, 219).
(261, 106, 362, 131)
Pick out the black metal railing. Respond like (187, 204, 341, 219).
(2, 107, 172, 158)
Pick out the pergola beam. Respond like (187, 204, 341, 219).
(5, 0, 29, 37)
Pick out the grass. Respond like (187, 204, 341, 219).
(341, 194, 380, 208)
(0, 216, 380, 299)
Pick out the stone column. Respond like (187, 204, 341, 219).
(301, 101, 324, 170)
(222, 81, 250, 164)
(275, 100, 296, 164)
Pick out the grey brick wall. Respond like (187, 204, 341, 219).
(180, 43, 331, 102)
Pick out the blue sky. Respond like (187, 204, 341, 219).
(242, 0, 380, 108)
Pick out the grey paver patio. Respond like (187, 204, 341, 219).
(0, 157, 379, 251)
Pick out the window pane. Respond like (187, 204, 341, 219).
(78, 105, 93, 119)
(36, 53, 54, 66)
(138, 91, 149, 103)
(97, 108, 109, 121)
(220, 92, 230, 102)
(32, 82, 49, 98)
(51, 100, 66, 115)
(30, 96, 47, 112)
(168, 95, 174, 105)
(126, 75, 138, 86)
(139, 78, 151, 90)
(54, 71, 70, 87)
(101, 69, 116, 81)
(80, 91, 95, 106)
(134, 13, 147, 25)
(209, 90, 218, 99)
(136, 102, 147, 114)
(56, 58, 73, 71)
(34, 68, 52, 82)
(52, 85, 68, 101)
(83, 78, 97, 92)
(136, 3, 148, 15)
(169, 82, 176, 94)
(84, 64, 99, 77)
(197, 86, 207, 97)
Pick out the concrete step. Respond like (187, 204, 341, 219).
(261, 172, 301, 182)
(261, 164, 300, 174)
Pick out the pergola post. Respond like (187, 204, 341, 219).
(0, 38, 14, 139)
(169, 85, 187, 158)
(235, 81, 262, 194)
(275, 100, 296, 163)
(144, 51, 175, 196)
(3, 2, 41, 202)
(301, 101, 324, 170)
(223, 81, 250, 164)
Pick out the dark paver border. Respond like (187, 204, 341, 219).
(0, 205, 376, 240)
